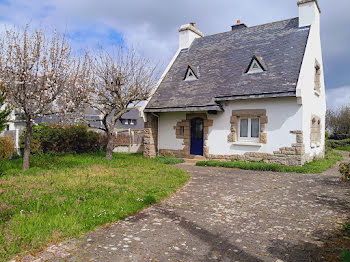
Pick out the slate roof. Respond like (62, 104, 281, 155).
(145, 18, 310, 113)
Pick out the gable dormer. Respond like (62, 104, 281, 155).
(184, 65, 199, 81)
(245, 56, 266, 74)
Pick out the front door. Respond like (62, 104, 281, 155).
(190, 118, 204, 156)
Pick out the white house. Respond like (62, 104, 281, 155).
(143, 0, 326, 166)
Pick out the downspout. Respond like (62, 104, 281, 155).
(151, 113, 160, 155)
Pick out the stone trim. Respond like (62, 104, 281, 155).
(212, 130, 305, 166)
(314, 60, 321, 93)
(143, 113, 158, 158)
(228, 109, 268, 144)
(310, 115, 321, 146)
(160, 113, 213, 159)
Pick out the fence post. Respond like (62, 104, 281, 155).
(128, 128, 131, 153)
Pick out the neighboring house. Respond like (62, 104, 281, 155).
(87, 108, 144, 131)
(143, 0, 326, 166)
(3, 108, 144, 151)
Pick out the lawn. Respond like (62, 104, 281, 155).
(0, 152, 189, 261)
(196, 150, 343, 173)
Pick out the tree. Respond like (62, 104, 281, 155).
(0, 85, 11, 133)
(326, 105, 350, 139)
(0, 25, 91, 170)
(88, 46, 157, 160)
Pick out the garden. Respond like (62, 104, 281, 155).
(0, 125, 188, 261)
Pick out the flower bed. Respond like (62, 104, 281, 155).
(339, 163, 350, 183)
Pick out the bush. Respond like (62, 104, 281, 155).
(341, 249, 350, 262)
(327, 138, 350, 149)
(0, 136, 14, 159)
(20, 124, 103, 155)
(339, 162, 350, 183)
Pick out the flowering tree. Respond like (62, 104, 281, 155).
(0, 85, 11, 133)
(89, 46, 157, 160)
(0, 26, 91, 170)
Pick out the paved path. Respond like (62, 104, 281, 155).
(18, 152, 350, 262)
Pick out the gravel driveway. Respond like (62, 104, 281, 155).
(18, 152, 350, 262)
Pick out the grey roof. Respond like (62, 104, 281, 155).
(145, 18, 310, 113)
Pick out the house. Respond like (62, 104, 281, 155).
(143, 0, 325, 166)
(87, 108, 144, 131)
(3, 107, 144, 152)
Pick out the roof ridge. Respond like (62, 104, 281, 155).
(200, 17, 299, 39)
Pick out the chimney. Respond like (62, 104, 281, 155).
(231, 20, 248, 31)
(298, 0, 321, 28)
(178, 23, 204, 50)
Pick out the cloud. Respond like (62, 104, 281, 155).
(0, 0, 348, 95)
(326, 86, 350, 110)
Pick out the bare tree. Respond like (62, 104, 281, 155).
(326, 104, 350, 139)
(88, 46, 157, 160)
(0, 25, 91, 170)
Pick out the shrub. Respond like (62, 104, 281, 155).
(341, 249, 350, 262)
(0, 136, 14, 159)
(327, 138, 350, 149)
(339, 162, 350, 183)
(20, 124, 103, 155)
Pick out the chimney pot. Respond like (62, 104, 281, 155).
(190, 22, 196, 28)
(237, 20, 241, 24)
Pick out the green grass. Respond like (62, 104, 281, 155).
(196, 151, 343, 173)
(0, 152, 189, 261)
(154, 155, 185, 165)
(337, 146, 350, 152)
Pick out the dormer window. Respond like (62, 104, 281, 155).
(245, 56, 266, 74)
(184, 65, 199, 81)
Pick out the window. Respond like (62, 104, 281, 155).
(239, 118, 260, 141)
(184, 65, 198, 81)
(246, 56, 266, 74)
(314, 60, 321, 93)
(179, 126, 185, 136)
(122, 119, 136, 125)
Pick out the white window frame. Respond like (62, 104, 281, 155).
(238, 117, 260, 142)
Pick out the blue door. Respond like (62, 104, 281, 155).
(190, 118, 204, 156)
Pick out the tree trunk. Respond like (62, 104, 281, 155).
(106, 132, 114, 161)
(23, 119, 33, 171)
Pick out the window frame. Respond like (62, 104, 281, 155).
(238, 117, 260, 142)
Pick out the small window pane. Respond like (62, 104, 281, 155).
(251, 118, 260, 138)
(240, 119, 248, 137)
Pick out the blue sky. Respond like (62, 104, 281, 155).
(0, 0, 348, 109)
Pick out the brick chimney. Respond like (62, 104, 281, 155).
(298, 0, 321, 28)
(178, 23, 204, 50)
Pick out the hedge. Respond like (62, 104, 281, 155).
(327, 138, 350, 149)
(20, 124, 103, 155)
(0, 136, 14, 160)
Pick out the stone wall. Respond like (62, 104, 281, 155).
(211, 130, 306, 166)
(228, 109, 268, 144)
(143, 113, 158, 158)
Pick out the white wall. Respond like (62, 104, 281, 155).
(297, 4, 326, 158)
(158, 112, 186, 150)
(207, 98, 303, 155)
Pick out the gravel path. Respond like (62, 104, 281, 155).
(16, 152, 350, 262)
